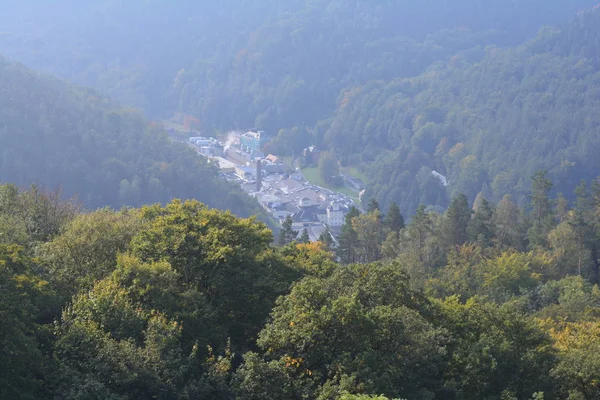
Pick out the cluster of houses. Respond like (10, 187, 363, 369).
(251, 172, 354, 240)
(188, 130, 359, 241)
(246, 151, 356, 241)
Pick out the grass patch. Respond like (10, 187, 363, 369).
(301, 167, 360, 203)
(301, 167, 326, 186)
(341, 166, 368, 183)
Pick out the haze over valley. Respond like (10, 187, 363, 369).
(3, 2, 600, 399)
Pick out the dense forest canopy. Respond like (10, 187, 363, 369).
(1, 0, 599, 214)
(3, 179, 600, 399)
(0, 56, 262, 217)
(1, 0, 595, 120)
(335, 9, 600, 214)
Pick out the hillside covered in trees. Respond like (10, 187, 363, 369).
(0, 56, 262, 217)
(4, 180, 600, 399)
(1, 0, 600, 215)
(331, 9, 600, 214)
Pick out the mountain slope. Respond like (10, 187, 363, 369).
(2, 1, 600, 214)
(0, 56, 262, 216)
(0, 0, 595, 125)
(326, 8, 600, 212)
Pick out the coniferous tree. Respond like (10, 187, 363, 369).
(528, 170, 555, 248)
(468, 196, 495, 247)
(556, 193, 569, 224)
(278, 215, 298, 246)
(493, 194, 526, 250)
(353, 210, 385, 263)
(381, 231, 401, 259)
(318, 226, 334, 251)
(443, 194, 472, 247)
(569, 181, 594, 276)
(367, 198, 380, 214)
(337, 224, 358, 264)
(384, 201, 405, 235)
(346, 206, 361, 221)
(407, 204, 435, 264)
(337, 207, 360, 264)
(300, 228, 310, 243)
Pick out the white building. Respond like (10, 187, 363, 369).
(326, 201, 348, 227)
(298, 197, 311, 208)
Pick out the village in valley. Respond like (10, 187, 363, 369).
(163, 116, 363, 242)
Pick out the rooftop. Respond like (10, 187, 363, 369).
(243, 130, 266, 139)
(213, 157, 237, 170)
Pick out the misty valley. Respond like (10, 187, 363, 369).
(2, 1, 600, 399)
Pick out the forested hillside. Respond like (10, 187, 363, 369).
(0, 56, 262, 216)
(1, 0, 594, 125)
(1, 0, 598, 215)
(331, 9, 600, 214)
(5, 183, 600, 399)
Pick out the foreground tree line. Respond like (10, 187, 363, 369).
(337, 171, 600, 282)
(3, 178, 600, 399)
